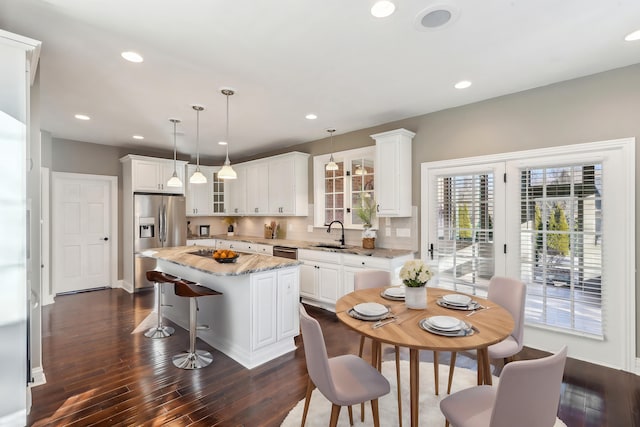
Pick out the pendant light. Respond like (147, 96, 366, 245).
(167, 118, 183, 188)
(325, 128, 338, 171)
(189, 105, 207, 184)
(218, 88, 237, 180)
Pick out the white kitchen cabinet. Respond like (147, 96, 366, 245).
(298, 249, 342, 311)
(224, 163, 246, 215)
(341, 252, 415, 294)
(186, 165, 223, 216)
(121, 155, 187, 195)
(251, 271, 278, 350)
(245, 160, 269, 214)
(249, 267, 300, 350)
(371, 128, 415, 217)
(268, 152, 309, 216)
(277, 268, 299, 339)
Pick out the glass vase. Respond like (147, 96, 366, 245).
(405, 286, 427, 309)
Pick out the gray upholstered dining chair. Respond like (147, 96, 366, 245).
(354, 270, 403, 424)
(440, 345, 567, 427)
(299, 304, 390, 427)
(446, 276, 526, 394)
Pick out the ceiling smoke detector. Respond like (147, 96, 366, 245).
(415, 3, 460, 31)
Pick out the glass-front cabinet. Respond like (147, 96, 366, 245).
(315, 146, 376, 229)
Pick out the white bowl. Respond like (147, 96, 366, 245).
(427, 315, 462, 331)
(442, 294, 472, 306)
(353, 302, 388, 317)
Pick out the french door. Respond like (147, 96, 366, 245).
(421, 139, 635, 371)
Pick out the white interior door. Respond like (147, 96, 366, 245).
(53, 173, 115, 294)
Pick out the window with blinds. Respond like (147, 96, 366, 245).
(434, 172, 495, 294)
(519, 164, 603, 337)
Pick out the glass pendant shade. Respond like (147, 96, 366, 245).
(219, 88, 237, 180)
(325, 128, 338, 171)
(190, 105, 207, 184)
(167, 171, 182, 187)
(190, 168, 207, 184)
(326, 156, 339, 171)
(167, 118, 182, 188)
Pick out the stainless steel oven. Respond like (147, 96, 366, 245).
(273, 246, 298, 259)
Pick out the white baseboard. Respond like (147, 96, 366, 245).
(119, 279, 133, 294)
(635, 357, 640, 375)
(42, 293, 55, 306)
(0, 409, 26, 427)
(30, 366, 46, 387)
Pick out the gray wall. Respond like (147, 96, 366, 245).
(48, 63, 640, 355)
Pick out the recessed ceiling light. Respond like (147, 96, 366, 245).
(305, 113, 318, 120)
(624, 29, 640, 41)
(133, 135, 144, 140)
(74, 114, 90, 120)
(121, 51, 143, 63)
(371, 1, 396, 18)
(218, 141, 228, 146)
(454, 80, 472, 89)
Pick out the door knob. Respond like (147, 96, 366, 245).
(103, 237, 109, 241)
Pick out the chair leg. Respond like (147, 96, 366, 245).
(371, 399, 381, 427)
(347, 405, 353, 426)
(433, 351, 439, 395)
(358, 335, 365, 357)
(300, 378, 314, 427)
(447, 352, 457, 394)
(395, 346, 402, 427)
(329, 404, 341, 427)
(359, 335, 368, 422)
(445, 420, 450, 427)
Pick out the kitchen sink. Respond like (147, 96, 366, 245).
(311, 243, 348, 249)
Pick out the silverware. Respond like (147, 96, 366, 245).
(372, 318, 397, 329)
(466, 306, 492, 317)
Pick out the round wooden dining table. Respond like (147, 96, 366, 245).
(336, 287, 514, 427)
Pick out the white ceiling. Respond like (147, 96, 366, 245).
(1, 0, 639, 162)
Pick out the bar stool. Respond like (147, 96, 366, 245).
(144, 270, 179, 338)
(173, 279, 222, 369)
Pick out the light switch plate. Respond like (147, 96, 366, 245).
(307, 225, 314, 233)
(385, 227, 391, 236)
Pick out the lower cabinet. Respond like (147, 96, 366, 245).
(250, 269, 300, 351)
(300, 249, 415, 311)
(298, 249, 343, 311)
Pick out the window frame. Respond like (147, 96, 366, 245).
(421, 138, 635, 371)
(313, 146, 377, 229)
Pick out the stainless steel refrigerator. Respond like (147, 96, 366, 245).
(134, 193, 186, 290)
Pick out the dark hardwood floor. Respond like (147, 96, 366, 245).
(28, 288, 640, 426)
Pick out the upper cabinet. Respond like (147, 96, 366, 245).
(268, 152, 309, 216)
(121, 155, 187, 195)
(245, 159, 270, 215)
(224, 163, 247, 215)
(222, 152, 309, 216)
(371, 128, 415, 217)
(186, 165, 225, 216)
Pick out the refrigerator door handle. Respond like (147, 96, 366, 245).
(161, 204, 167, 243)
(158, 204, 165, 243)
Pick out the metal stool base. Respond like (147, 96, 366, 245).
(144, 326, 175, 338)
(172, 350, 213, 369)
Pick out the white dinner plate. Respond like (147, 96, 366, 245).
(384, 287, 406, 298)
(426, 315, 462, 331)
(442, 294, 472, 306)
(353, 302, 388, 317)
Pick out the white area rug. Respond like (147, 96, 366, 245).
(281, 360, 567, 427)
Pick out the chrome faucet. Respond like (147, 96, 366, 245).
(326, 220, 345, 246)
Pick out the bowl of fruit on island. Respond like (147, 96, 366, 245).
(212, 249, 239, 263)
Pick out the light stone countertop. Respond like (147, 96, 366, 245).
(145, 245, 301, 276)
(188, 234, 415, 259)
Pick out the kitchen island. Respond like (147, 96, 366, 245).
(146, 246, 301, 369)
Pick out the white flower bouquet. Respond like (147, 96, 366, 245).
(399, 259, 432, 287)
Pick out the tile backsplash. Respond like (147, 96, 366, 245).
(187, 205, 418, 252)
